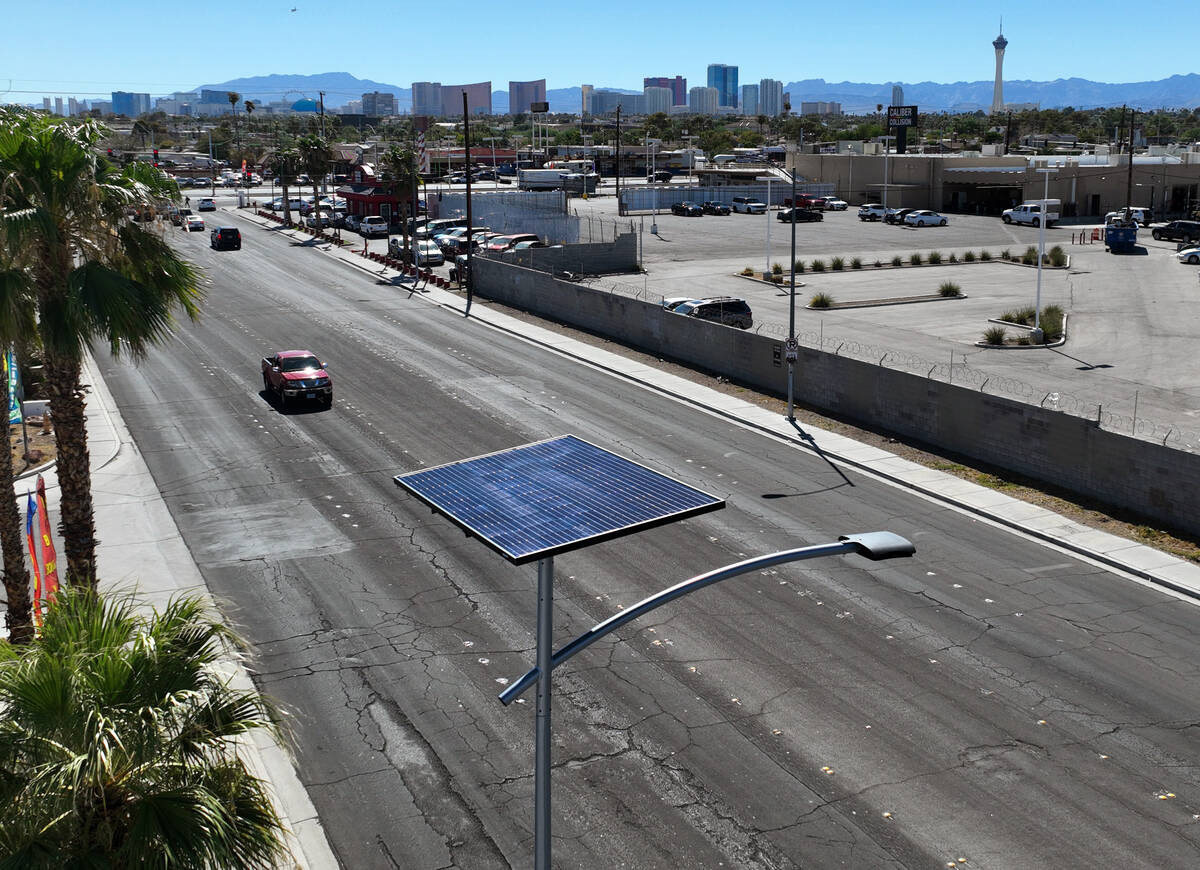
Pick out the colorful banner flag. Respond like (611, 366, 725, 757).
(418, 132, 429, 174)
(36, 475, 59, 599)
(4, 347, 21, 424)
(26, 491, 43, 626)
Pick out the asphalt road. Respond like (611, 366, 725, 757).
(96, 208, 1200, 869)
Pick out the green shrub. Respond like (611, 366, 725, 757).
(1049, 245, 1067, 267)
(948, 252, 958, 263)
(1040, 304, 1065, 338)
(1022, 245, 1039, 265)
(810, 259, 826, 272)
(980, 250, 993, 261)
(793, 259, 805, 273)
(874, 259, 883, 268)
(928, 251, 942, 264)
(891, 255, 903, 267)
(909, 252, 923, 265)
(740, 266, 754, 276)
(999, 249, 1010, 260)
(851, 257, 863, 269)
(1000, 306, 1036, 324)
(771, 274, 784, 284)
(938, 281, 961, 297)
(964, 250, 976, 262)
(810, 292, 834, 308)
(831, 256, 845, 271)
(983, 326, 1007, 345)
(772, 261, 783, 275)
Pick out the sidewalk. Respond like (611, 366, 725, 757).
(240, 207, 1200, 601)
(17, 353, 339, 870)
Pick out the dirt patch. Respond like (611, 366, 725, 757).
(9, 419, 57, 477)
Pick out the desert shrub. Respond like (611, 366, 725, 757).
(964, 250, 976, 262)
(831, 256, 845, 271)
(793, 260, 805, 273)
(772, 261, 783, 275)
(1022, 245, 1039, 265)
(1049, 245, 1067, 267)
(1000, 306, 1036, 324)
(1040, 304, 1065, 338)
(810, 259, 826, 272)
(983, 326, 1007, 345)
(891, 255, 903, 267)
(740, 266, 754, 276)
(948, 252, 958, 263)
(874, 259, 883, 267)
(938, 281, 961, 297)
(771, 274, 783, 284)
(851, 257, 863, 269)
(809, 292, 834, 308)
(909, 252, 923, 265)
(928, 251, 942, 264)
(980, 250, 993, 261)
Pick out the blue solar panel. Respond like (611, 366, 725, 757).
(393, 435, 725, 564)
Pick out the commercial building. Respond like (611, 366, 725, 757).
(111, 91, 150, 117)
(412, 81, 443, 117)
(758, 79, 784, 117)
(740, 84, 759, 116)
(591, 90, 644, 116)
(509, 79, 547, 114)
(362, 91, 396, 116)
(643, 76, 686, 106)
(688, 86, 719, 115)
(441, 82, 491, 115)
(643, 86, 673, 115)
(707, 64, 738, 108)
(800, 101, 842, 116)
(892, 85, 904, 107)
(581, 84, 594, 115)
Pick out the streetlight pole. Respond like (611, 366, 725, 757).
(1033, 167, 1056, 342)
(788, 137, 798, 421)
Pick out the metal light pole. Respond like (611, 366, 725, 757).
(1033, 167, 1056, 342)
(757, 176, 773, 275)
(648, 134, 657, 234)
(787, 140, 798, 420)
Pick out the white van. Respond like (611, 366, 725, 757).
(731, 195, 767, 214)
(1105, 206, 1153, 227)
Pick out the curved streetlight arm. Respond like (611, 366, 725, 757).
(498, 532, 914, 705)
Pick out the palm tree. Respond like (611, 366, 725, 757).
(227, 91, 241, 154)
(267, 141, 299, 226)
(296, 134, 330, 231)
(381, 143, 417, 261)
(0, 247, 37, 644)
(0, 110, 202, 587)
(0, 587, 292, 867)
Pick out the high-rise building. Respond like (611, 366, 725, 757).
(800, 101, 842, 116)
(67, 97, 79, 116)
(412, 82, 443, 117)
(643, 76, 686, 106)
(740, 84, 759, 116)
(509, 79, 547, 115)
(991, 23, 1008, 113)
(581, 84, 593, 115)
(362, 92, 396, 116)
(54, 97, 63, 116)
(111, 91, 150, 117)
(643, 87, 673, 115)
(892, 85, 904, 107)
(590, 91, 643, 115)
(688, 86, 719, 115)
(706, 64, 738, 108)
(441, 82, 492, 115)
(758, 79, 784, 117)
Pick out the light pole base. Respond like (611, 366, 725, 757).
(1030, 327, 1045, 345)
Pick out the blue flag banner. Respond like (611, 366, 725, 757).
(4, 348, 21, 424)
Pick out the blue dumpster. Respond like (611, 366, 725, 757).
(1105, 223, 1137, 253)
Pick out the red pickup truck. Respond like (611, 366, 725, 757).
(261, 350, 333, 409)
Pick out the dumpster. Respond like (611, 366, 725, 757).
(1104, 222, 1137, 253)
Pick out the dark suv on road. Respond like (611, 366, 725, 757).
(210, 226, 241, 250)
(1151, 221, 1200, 244)
(673, 297, 754, 329)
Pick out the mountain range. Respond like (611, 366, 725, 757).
(196, 72, 1200, 114)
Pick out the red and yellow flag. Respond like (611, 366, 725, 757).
(25, 491, 43, 626)
(35, 475, 59, 599)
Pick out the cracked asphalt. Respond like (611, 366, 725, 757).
(89, 207, 1200, 869)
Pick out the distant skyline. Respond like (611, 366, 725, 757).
(2, 1, 1194, 103)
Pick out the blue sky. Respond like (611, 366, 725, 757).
(2, 0, 1193, 102)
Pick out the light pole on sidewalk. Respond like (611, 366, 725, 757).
(1033, 167, 1056, 343)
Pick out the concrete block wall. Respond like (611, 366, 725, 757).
(470, 257, 1200, 537)
(492, 233, 639, 275)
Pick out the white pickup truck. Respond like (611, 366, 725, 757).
(1002, 199, 1060, 228)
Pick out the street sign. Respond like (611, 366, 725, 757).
(785, 350, 798, 362)
(785, 338, 797, 351)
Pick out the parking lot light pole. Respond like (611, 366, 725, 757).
(1033, 167, 1056, 342)
(758, 176, 774, 275)
(788, 148, 798, 420)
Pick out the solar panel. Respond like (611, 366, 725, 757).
(393, 435, 725, 565)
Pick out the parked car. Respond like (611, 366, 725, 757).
(342, 214, 361, 232)
(903, 210, 948, 227)
(509, 240, 549, 251)
(185, 215, 205, 231)
(389, 237, 445, 266)
(434, 226, 489, 248)
(486, 233, 540, 252)
(647, 170, 673, 183)
(823, 198, 849, 211)
(444, 173, 468, 184)
(417, 217, 468, 239)
(197, 198, 216, 212)
(784, 193, 822, 209)
(731, 195, 767, 214)
(701, 201, 731, 215)
(209, 226, 241, 250)
(305, 211, 335, 228)
(884, 207, 918, 225)
(671, 297, 753, 329)
(1105, 207, 1153, 227)
(858, 203, 889, 221)
(1152, 221, 1200, 244)
(170, 207, 193, 226)
(1177, 246, 1200, 265)
(777, 207, 823, 223)
(359, 215, 389, 237)
(662, 297, 702, 312)
(671, 201, 703, 216)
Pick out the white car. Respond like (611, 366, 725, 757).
(857, 203, 889, 221)
(389, 238, 445, 266)
(731, 195, 767, 214)
(185, 215, 205, 231)
(823, 198, 848, 211)
(903, 210, 948, 227)
(1177, 246, 1200, 265)
(359, 215, 389, 237)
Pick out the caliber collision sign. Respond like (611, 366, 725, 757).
(887, 105, 917, 127)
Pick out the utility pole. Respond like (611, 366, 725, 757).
(319, 91, 326, 139)
(1125, 106, 1136, 212)
(463, 91, 473, 315)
